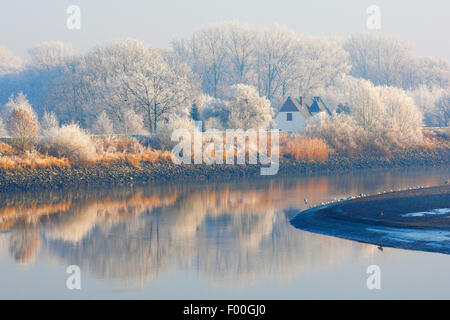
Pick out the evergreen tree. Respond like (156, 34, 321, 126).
(190, 103, 200, 121)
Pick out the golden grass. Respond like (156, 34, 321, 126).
(421, 129, 450, 151)
(0, 142, 15, 156)
(0, 153, 70, 170)
(280, 135, 329, 162)
(96, 149, 172, 167)
(5, 130, 447, 171)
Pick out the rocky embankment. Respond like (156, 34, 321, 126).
(0, 149, 448, 192)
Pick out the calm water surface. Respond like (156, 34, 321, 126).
(0, 167, 449, 299)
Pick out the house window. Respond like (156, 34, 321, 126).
(286, 113, 292, 121)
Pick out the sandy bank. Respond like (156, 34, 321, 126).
(291, 185, 450, 254)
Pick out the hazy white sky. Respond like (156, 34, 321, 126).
(0, 0, 449, 59)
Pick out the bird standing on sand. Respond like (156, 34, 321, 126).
(304, 199, 308, 206)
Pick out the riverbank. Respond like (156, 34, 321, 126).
(291, 184, 450, 254)
(0, 148, 448, 192)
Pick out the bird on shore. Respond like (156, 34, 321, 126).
(304, 199, 308, 206)
(377, 246, 383, 251)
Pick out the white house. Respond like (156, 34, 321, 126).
(274, 96, 331, 132)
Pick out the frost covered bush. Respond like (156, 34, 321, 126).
(407, 86, 448, 126)
(307, 77, 424, 154)
(152, 116, 201, 150)
(201, 84, 274, 129)
(115, 109, 147, 135)
(0, 117, 7, 137)
(40, 111, 59, 133)
(226, 84, 274, 129)
(306, 113, 368, 155)
(92, 111, 114, 135)
(201, 97, 230, 128)
(40, 123, 97, 162)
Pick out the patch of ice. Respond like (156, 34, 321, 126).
(402, 208, 450, 217)
(366, 227, 450, 247)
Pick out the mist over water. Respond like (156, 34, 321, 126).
(0, 167, 449, 299)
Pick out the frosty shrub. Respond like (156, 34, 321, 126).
(4, 93, 40, 149)
(40, 111, 59, 133)
(201, 84, 274, 129)
(95, 136, 144, 154)
(204, 117, 223, 130)
(92, 111, 114, 135)
(116, 109, 147, 135)
(201, 97, 230, 128)
(312, 77, 425, 154)
(0, 117, 8, 137)
(153, 116, 200, 150)
(306, 112, 368, 155)
(408, 86, 449, 126)
(40, 123, 97, 162)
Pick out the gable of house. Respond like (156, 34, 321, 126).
(279, 97, 300, 112)
(274, 96, 332, 132)
(307, 97, 332, 116)
(278, 96, 331, 118)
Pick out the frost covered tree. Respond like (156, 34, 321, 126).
(287, 36, 350, 97)
(172, 25, 229, 98)
(190, 103, 201, 121)
(173, 22, 352, 105)
(201, 84, 273, 129)
(0, 46, 23, 76)
(201, 97, 230, 128)
(255, 25, 297, 102)
(377, 86, 423, 147)
(41, 111, 59, 133)
(117, 109, 147, 135)
(226, 84, 274, 129)
(0, 116, 7, 137)
(341, 77, 385, 132)
(4, 93, 40, 148)
(92, 111, 114, 135)
(436, 93, 450, 126)
(407, 85, 447, 126)
(344, 34, 414, 88)
(309, 76, 424, 153)
(224, 22, 259, 84)
(411, 57, 450, 89)
(28, 42, 74, 69)
(88, 40, 197, 133)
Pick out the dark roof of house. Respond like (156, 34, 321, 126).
(278, 96, 332, 118)
(279, 96, 300, 112)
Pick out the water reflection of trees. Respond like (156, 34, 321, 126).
(0, 169, 445, 286)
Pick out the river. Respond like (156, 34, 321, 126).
(0, 167, 449, 299)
